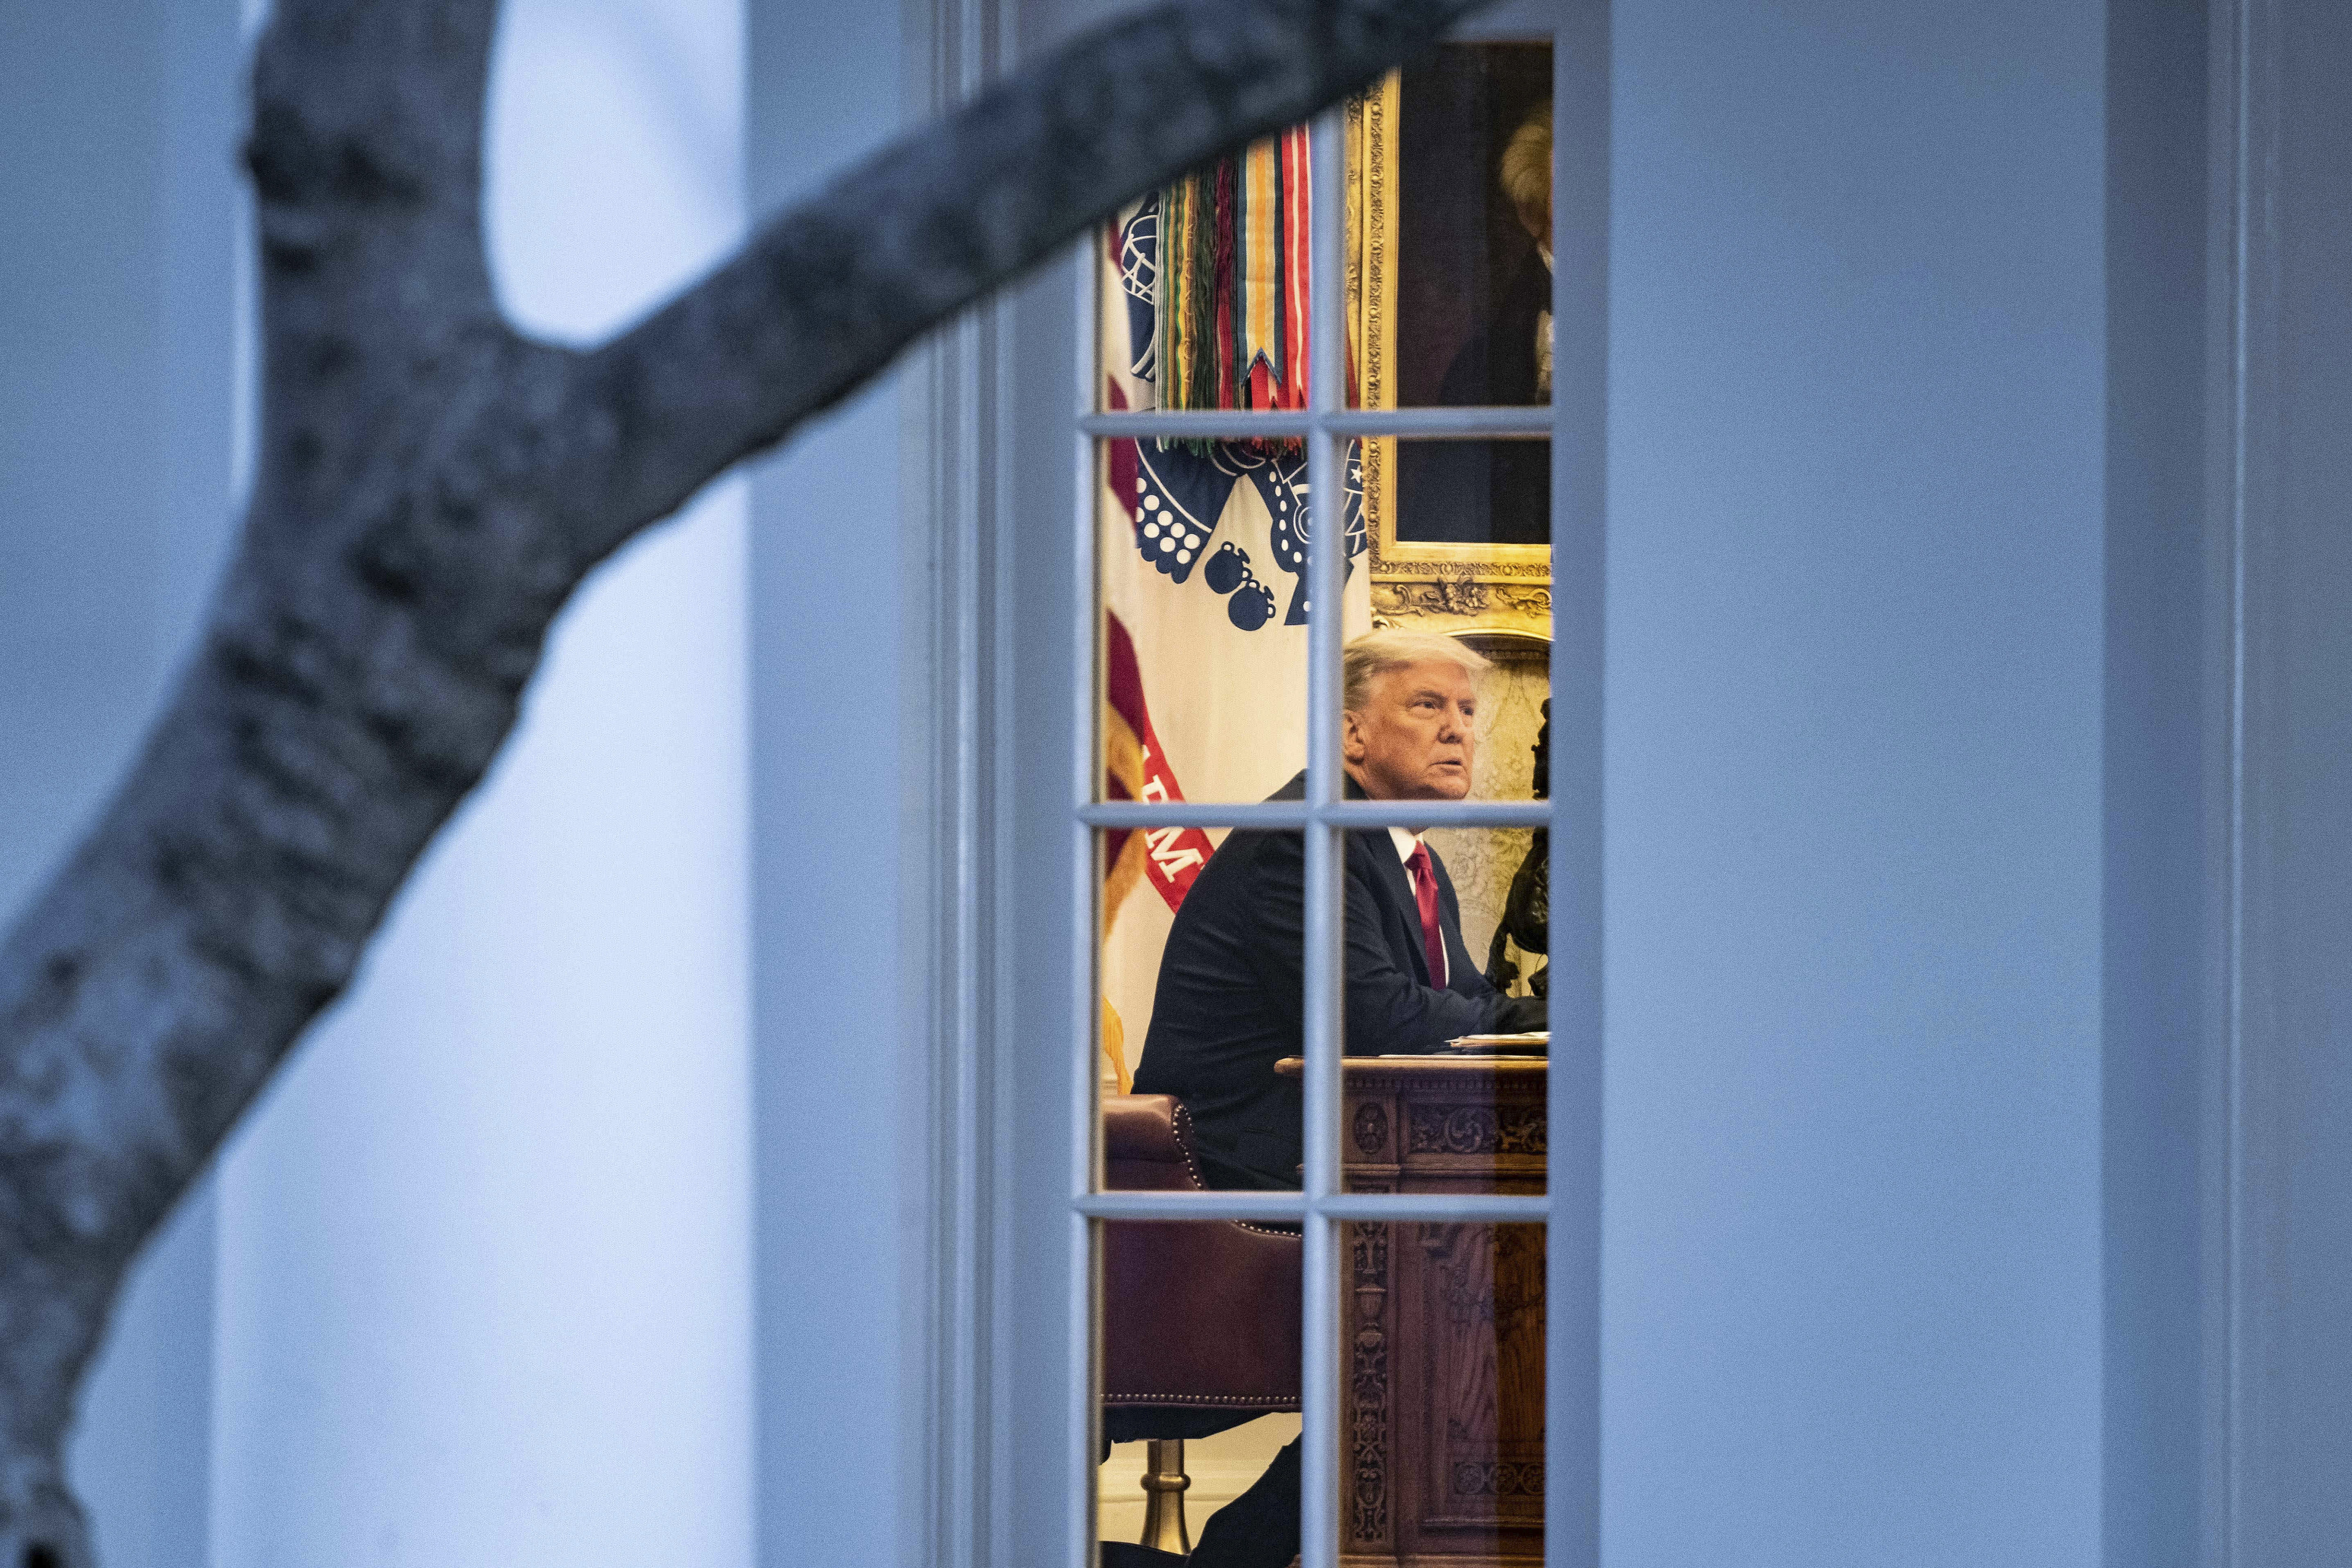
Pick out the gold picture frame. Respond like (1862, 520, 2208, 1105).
(1348, 66, 1554, 641)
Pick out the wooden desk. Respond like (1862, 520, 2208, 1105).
(1276, 1057, 1545, 1568)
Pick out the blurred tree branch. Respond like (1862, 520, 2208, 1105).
(0, 0, 1482, 1560)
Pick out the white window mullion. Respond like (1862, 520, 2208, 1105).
(1066, 213, 1102, 1568)
(1076, 406, 1552, 441)
(1080, 800, 1554, 831)
(1073, 1191, 1548, 1224)
(1295, 101, 1353, 1568)
(1067, 1208, 1098, 1568)
(1544, 12, 1599, 1561)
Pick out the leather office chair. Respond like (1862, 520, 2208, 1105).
(1100, 1094, 1301, 1556)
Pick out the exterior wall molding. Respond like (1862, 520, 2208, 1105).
(906, 3, 1015, 1565)
(2202, 0, 2352, 1559)
(2201, 5, 2263, 1555)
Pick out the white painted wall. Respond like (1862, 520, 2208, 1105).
(206, 2, 755, 1563)
(8, 4, 238, 1563)
(741, 3, 924, 1562)
(1603, 1, 2106, 1563)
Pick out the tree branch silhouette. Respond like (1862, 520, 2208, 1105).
(0, 0, 1485, 1560)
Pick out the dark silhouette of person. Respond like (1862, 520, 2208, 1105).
(1400, 102, 1553, 548)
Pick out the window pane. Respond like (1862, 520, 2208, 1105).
(1097, 1217, 1304, 1561)
(1322, 1046, 1549, 1201)
(1388, 436, 1553, 550)
(1354, 435, 1555, 590)
(1418, 822, 1556, 1049)
(1325, 633, 1550, 801)
(1100, 1413, 1304, 1559)
(1097, 439, 1371, 806)
(1350, 41, 1559, 411)
(1098, 125, 1319, 417)
(1339, 1221, 1548, 1561)
(1100, 828, 1305, 1193)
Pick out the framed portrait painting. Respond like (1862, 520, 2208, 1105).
(1349, 41, 1556, 641)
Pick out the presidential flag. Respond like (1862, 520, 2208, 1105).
(1096, 145, 1371, 1089)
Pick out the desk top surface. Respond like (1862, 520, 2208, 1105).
(1272, 1054, 1548, 1079)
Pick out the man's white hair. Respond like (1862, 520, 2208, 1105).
(1500, 102, 1553, 242)
(1342, 628, 1490, 712)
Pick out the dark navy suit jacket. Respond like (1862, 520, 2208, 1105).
(1131, 772, 1547, 1189)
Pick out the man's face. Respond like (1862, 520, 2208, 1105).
(1343, 660, 1479, 801)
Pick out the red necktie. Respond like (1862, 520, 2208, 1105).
(1404, 842, 1447, 986)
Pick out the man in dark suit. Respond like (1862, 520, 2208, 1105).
(1129, 629, 1546, 1566)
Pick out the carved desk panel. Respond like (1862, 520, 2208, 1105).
(1278, 1058, 1546, 1568)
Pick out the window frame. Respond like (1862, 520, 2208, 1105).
(1057, 8, 1609, 1561)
